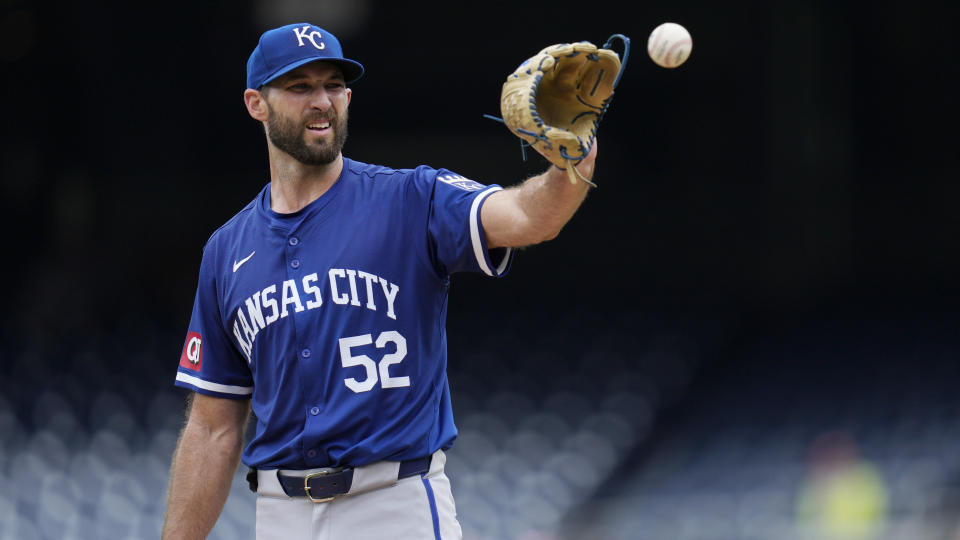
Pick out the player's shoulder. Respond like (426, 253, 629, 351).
(344, 157, 489, 193)
(345, 157, 455, 185)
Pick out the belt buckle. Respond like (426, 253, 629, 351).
(303, 470, 337, 503)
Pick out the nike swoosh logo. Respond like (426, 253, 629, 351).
(233, 251, 256, 273)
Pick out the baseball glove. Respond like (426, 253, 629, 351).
(500, 41, 622, 186)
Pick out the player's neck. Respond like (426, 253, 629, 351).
(268, 153, 344, 214)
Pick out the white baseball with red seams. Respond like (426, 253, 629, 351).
(647, 22, 693, 68)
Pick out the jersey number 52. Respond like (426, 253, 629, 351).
(338, 331, 410, 393)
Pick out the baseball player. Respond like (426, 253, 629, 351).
(162, 22, 617, 540)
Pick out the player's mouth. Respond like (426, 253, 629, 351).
(307, 121, 332, 132)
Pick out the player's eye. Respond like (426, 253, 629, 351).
(288, 83, 311, 92)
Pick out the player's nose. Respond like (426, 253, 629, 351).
(309, 88, 333, 111)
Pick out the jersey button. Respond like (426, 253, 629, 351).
(290, 259, 300, 269)
(289, 237, 299, 246)
(310, 406, 320, 415)
(307, 449, 317, 458)
(301, 349, 311, 358)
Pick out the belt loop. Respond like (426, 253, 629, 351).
(246, 467, 258, 492)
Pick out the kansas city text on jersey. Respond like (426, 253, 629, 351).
(232, 267, 400, 362)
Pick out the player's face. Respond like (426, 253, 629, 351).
(263, 62, 352, 166)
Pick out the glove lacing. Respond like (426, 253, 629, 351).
(563, 159, 597, 188)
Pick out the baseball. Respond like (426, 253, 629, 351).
(647, 22, 692, 68)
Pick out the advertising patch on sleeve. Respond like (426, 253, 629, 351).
(179, 332, 203, 371)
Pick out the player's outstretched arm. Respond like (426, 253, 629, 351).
(162, 393, 251, 540)
(481, 140, 597, 249)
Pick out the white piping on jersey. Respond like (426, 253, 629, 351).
(175, 371, 253, 396)
(469, 186, 512, 277)
(495, 244, 512, 274)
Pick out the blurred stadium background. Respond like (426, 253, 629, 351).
(1, 0, 958, 539)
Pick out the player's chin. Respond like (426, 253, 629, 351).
(301, 134, 335, 154)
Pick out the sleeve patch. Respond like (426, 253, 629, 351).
(437, 174, 484, 192)
(179, 332, 203, 371)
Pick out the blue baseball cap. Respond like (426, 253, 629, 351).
(246, 23, 365, 89)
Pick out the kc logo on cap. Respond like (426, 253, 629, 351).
(246, 22, 365, 89)
(293, 26, 325, 50)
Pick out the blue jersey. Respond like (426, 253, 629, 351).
(174, 158, 514, 469)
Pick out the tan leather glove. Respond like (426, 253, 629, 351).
(500, 42, 621, 185)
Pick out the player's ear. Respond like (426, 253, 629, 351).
(244, 89, 269, 122)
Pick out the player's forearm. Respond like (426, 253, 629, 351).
(162, 419, 245, 540)
(518, 165, 591, 241)
(484, 162, 592, 248)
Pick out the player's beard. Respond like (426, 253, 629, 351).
(266, 104, 349, 166)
